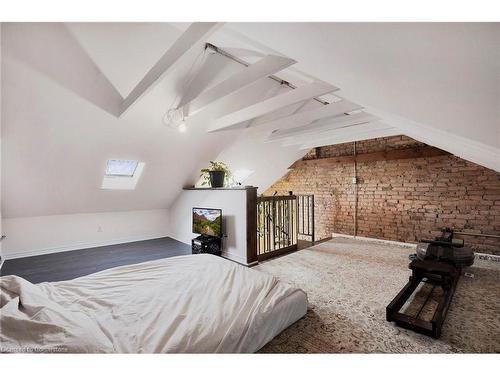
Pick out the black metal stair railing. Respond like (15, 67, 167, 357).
(297, 194, 315, 243)
(256, 195, 298, 261)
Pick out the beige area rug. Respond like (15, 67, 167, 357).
(255, 238, 500, 353)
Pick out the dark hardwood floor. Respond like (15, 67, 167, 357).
(0, 237, 191, 284)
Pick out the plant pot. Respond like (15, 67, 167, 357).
(209, 171, 226, 188)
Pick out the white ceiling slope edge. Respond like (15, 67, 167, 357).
(223, 23, 500, 172)
(120, 22, 223, 116)
(1, 22, 499, 219)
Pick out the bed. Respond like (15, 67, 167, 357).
(0, 254, 307, 353)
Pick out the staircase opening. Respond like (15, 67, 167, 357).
(256, 193, 314, 261)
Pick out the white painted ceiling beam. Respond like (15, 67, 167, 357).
(283, 121, 389, 147)
(267, 112, 377, 142)
(256, 99, 361, 134)
(298, 126, 401, 149)
(120, 22, 223, 116)
(281, 121, 388, 147)
(207, 81, 338, 132)
(182, 54, 296, 116)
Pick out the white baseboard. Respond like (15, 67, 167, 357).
(331, 232, 500, 262)
(221, 251, 251, 266)
(3, 233, 170, 260)
(331, 232, 417, 248)
(165, 233, 190, 246)
(168, 233, 251, 266)
(475, 253, 500, 262)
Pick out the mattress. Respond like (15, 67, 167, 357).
(0, 254, 307, 353)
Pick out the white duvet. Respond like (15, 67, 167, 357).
(0, 254, 307, 353)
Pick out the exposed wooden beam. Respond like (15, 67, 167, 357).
(268, 112, 376, 143)
(289, 145, 450, 169)
(255, 99, 362, 134)
(207, 81, 338, 132)
(120, 22, 222, 116)
(182, 54, 296, 116)
(281, 118, 382, 147)
(298, 127, 401, 149)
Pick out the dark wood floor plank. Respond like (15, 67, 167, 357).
(0, 237, 191, 283)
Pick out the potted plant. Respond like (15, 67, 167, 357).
(200, 161, 231, 188)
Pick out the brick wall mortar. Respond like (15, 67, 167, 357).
(266, 136, 500, 255)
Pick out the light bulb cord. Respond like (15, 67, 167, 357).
(165, 48, 208, 117)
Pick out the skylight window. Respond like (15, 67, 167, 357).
(105, 159, 138, 177)
(101, 160, 145, 190)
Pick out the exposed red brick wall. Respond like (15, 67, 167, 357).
(265, 136, 500, 255)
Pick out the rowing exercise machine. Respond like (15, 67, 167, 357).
(386, 228, 474, 338)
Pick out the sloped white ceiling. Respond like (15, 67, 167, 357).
(1, 23, 313, 218)
(224, 23, 499, 168)
(1, 22, 499, 219)
(67, 23, 184, 98)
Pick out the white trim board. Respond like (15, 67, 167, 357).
(475, 253, 500, 263)
(331, 232, 417, 248)
(221, 252, 253, 267)
(331, 232, 500, 262)
(2, 232, 170, 260)
(168, 233, 252, 267)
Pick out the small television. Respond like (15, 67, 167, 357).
(192, 207, 222, 238)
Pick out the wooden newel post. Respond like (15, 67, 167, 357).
(246, 187, 258, 265)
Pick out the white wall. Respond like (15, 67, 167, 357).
(0, 22, 3, 268)
(169, 190, 249, 265)
(214, 128, 309, 195)
(1, 23, 280, 219)
(2, 209, 170, 259)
